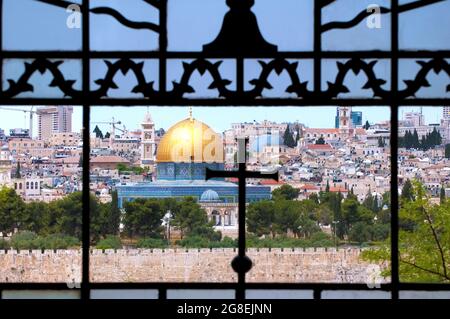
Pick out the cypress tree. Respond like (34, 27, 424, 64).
(15, 162, 21, 178)
(440, 186, 446, 205)
(108, 190, 122, 235)
(283, 125, 296, 148)
(413, 129, 419, 149)
(401, 179, 414, 202)
(295, 126, 300, 145)
(93, 125, 104, 139)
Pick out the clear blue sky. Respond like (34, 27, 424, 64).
(0, 106, 444, 136)
(1, 0, 449, 135)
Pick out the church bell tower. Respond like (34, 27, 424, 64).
(338, 106, 353, 139)
(141, 110, 156, 167)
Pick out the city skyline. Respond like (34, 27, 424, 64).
(0, 106, 445, 137)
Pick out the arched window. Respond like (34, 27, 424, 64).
(211, 211, 221, 226)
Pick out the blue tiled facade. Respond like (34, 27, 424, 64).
(157, 162, 224, 180)
(116, 180, 271, 208)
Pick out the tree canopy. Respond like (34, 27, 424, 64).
(363, 181, 450, 283)
(283, 125, 296, 148)
(399, 128, 442, 150)
(272, 184, 299, 201)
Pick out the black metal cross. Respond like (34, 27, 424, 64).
(205, 137, 278, 299)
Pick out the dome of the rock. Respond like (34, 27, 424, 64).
(156, 117, 224, 163)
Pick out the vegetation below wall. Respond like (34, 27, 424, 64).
(363, 180, 450, 283)
(0, 231, 79, 250)
(0, 183, 391, 250)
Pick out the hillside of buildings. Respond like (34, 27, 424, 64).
(0, 106, 449, 282)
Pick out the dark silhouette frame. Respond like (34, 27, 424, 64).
(0, 0, 449, 300)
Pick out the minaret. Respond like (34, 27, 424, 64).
(338, 106, 352, 139)
(141, 109, 156, 168)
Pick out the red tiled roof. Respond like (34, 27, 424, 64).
(304, 128, 339, 134)
(90, 156, 130, 164)
(355, 128, 367, 135)
(329, 186, 348, 193)
(260, 180, 285, 185)
(307, 144, 333, 150)
(299, 184, 319, 190)
(61, 156, 80, 164)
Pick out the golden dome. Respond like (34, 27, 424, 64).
(156, 117, 224, 163)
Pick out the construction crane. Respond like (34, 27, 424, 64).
(91, 117, 128, 147)
(0, 106, 36, 138)
(91, 117, 127, 138)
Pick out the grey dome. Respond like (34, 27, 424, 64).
(200, 189, 220, 202)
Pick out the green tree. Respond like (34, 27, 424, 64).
(50, 192, 83, 240)
(272, 184, 299, 201)
(314, 205, 333, 226)
(21, 201, 51, 235)
(363, 181, 450, 282)
(370, 223, 390, 241)
(93, 125, 104, 139)
(341, 197, 360, 236)
(329, 192, 345, 238)
(246, 200, 275, 237)
(96, 235, 122, 249)
(0, 187, 25, 233)
(315, 136, 325, 145)
(15, 162, 21, 178)
(363, 190, 374, 211)
(283, 125, 296, 148)
(273, 200, 301, 235)
(401, 179, 414, 202)
(413, 129, 420, 148)
(295, 214, 320, 239)
(104, 132, 111, 139)
(363, 120, 370, 130)
(108, 190, 122, 235)
(123, 198, 164, 238)
(116, 163, 128, 172)
(349, 222, 371, 244)
(445, 144, 450, 159)
(171, 197, 215, 239)
(309, 193, 320, 205)
(440, 186, 446, 205)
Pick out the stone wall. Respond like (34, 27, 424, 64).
(0, 248, 387, 284)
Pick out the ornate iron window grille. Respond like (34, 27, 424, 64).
(0, 0, 448, 300)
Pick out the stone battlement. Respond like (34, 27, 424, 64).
(0, 248, 387, 284)
(0, 247, 360, 255)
